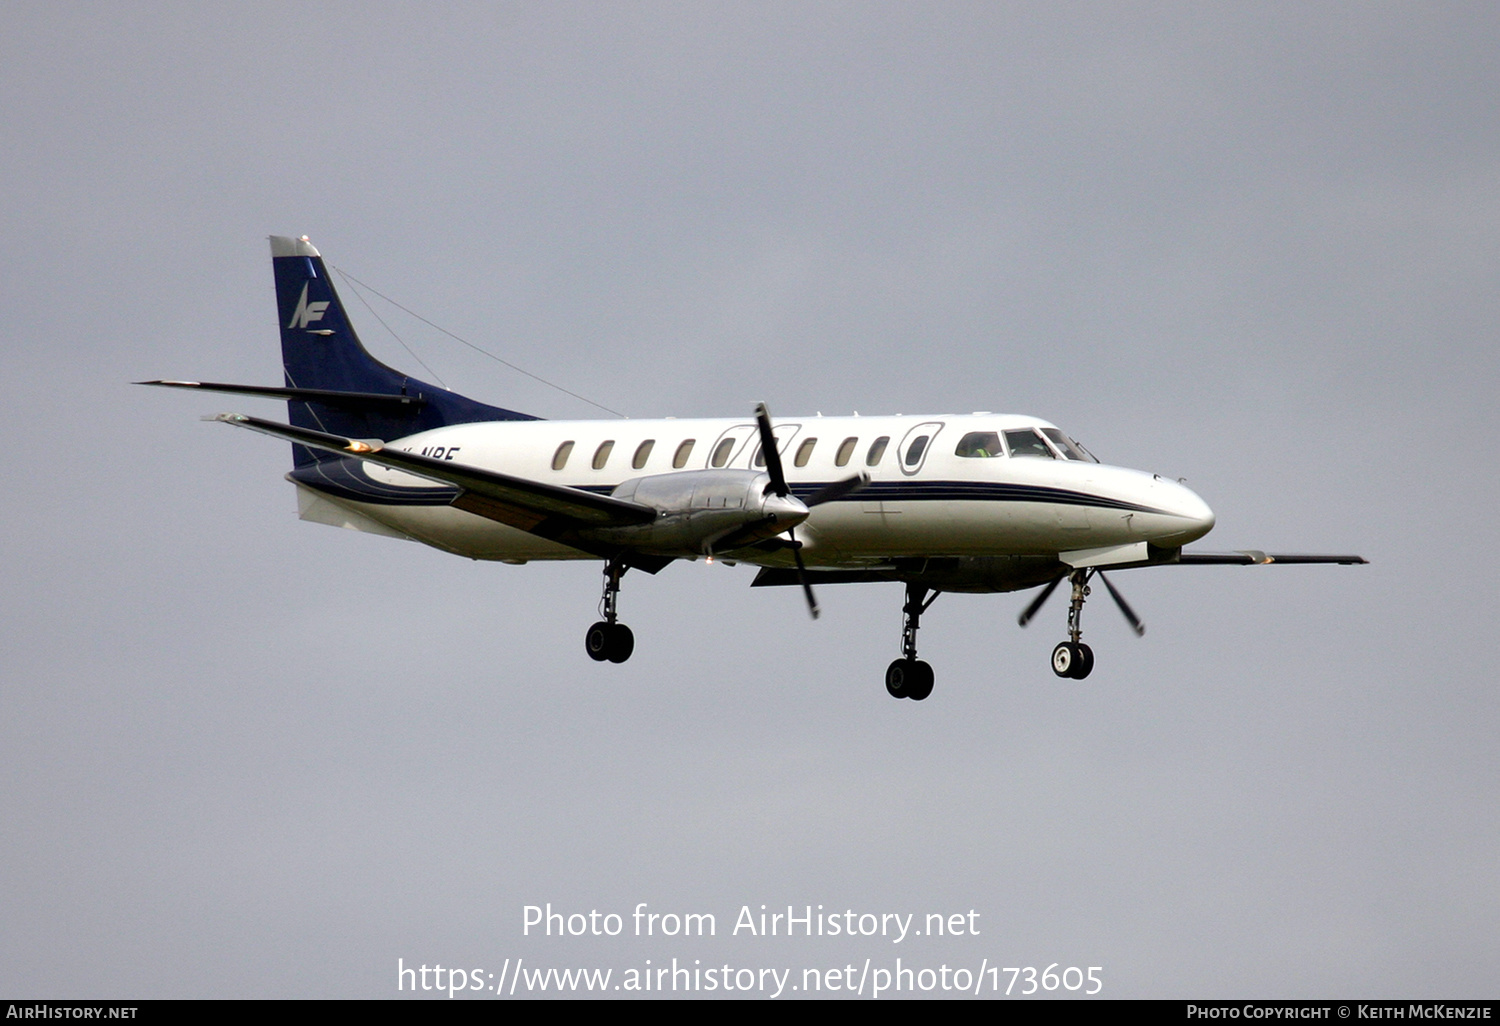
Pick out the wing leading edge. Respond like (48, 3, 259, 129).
(1172, 551, 1368, 565)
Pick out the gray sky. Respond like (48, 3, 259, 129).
(2, 1, 1496, 999)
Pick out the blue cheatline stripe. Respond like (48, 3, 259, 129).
(292, 460, 1174, 517)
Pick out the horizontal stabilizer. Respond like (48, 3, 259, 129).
(138, 380, 428, 410)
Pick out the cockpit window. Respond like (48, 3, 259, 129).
(1004, 429, 1055, 459)
(954, 431, 1003, 458)
(866, 436, 889, 466)
(1041, 428, 1093, 462)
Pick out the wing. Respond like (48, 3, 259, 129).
(209, 413, 655, 542)
(1174, 551, 1368, 565)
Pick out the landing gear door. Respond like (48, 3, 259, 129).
(897, 421, 945, 476)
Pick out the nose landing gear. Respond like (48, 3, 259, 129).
(1019, 567, 1144, 680)
(885, 583, 938, 701)
(585, 557, 634, 663)
(1052, 571, 1096, 680)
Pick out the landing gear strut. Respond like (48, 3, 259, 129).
(585, 556, 634, 663)
(886, 583, 938, 701)
(1050, 570, 1095, 680)
(1019, 565, 1144, 680)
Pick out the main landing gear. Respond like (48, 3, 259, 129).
(885, 583, 939, 701)
(585, 557, 634, 663)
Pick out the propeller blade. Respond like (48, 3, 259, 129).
(803, 472, 869, 508)
(1096, 570, 1146, 636)
(1017, 576, 1063, 627)
(789, 531, 820, 619)
(753, 402, 789, 497)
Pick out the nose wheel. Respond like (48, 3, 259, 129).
(885, 583, 939, 700)
(1020, 568, 1143, 680)
(1051, 641, 1094, 680)
(585, 557, 634, 663)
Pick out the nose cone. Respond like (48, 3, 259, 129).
(1156, 479, 1215, 546)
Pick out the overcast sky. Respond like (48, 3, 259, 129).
(2, 1, 1496, 1000)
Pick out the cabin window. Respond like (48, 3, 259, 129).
(904, 435, 930, 467)
(1041, 428, 1092, 462)
(632, 439, 655, 469)
(794, 437, 817, 467)
(835, 436, 857, 467)
(552, 441, 575, 470)
(1004, 429, 1055, 458)
(866, 436, 889, 467)
(592, 440, 615, 469)
(710, 437, 736, 468)
(673, 439, 695, 468)
(954, 431, 1002, 458)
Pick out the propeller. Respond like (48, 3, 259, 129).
(1016, 568, 1145, 637)
(1017, 575, 1064, 628)
(1096, 570, 1145, 637)
(754, 402, 790, 498)
(754, 403, 867, 619)
(804, 473, 869, 508)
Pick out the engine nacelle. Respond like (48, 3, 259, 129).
(586, 469, 808, 556)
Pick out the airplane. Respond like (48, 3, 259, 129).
(142, 235, 1367, 701)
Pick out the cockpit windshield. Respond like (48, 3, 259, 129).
(1003, 428, 1055, 458)
(1041, 427, 1096, 462)
(958, 426, 1099, 462)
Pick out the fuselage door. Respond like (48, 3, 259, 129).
(705, 423, 758, 468)
(897, 421, 945, 476)
(750, 422, 802, 469)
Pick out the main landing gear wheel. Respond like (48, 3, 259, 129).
(586, 556, 634, 663)
(585, 621, 634, 663)
(885, 658, 934, 701)
(1050, 642, 1094, 680)
(885, 583, 941, 700)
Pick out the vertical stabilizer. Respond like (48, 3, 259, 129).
(270, 235, 536, 465)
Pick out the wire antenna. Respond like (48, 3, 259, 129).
(336, 266, 449, 388)
(332, 264, 627, 418)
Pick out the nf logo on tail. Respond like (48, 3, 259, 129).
(287, 283, 331, 329)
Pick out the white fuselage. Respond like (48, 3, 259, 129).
(295, 412, 1217, 569)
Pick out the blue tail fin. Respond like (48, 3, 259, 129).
(271, 235, 537, 465)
